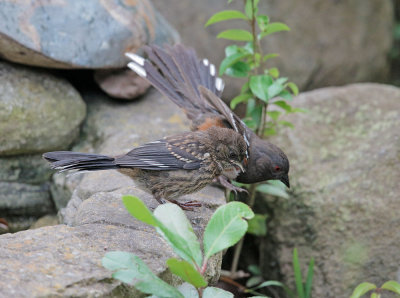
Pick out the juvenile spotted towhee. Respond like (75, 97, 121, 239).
(43, 126, 247, 209)
(125, 44, 290, 188)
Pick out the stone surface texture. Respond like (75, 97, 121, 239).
(259, 83, 400, 297)
(0, 61, 86, 156)
(0, 0, 179, 69)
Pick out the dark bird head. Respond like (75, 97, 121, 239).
(206, 127, 248, 180)
(237, 136, 290, 188)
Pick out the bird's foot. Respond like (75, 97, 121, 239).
(218, 176, 248, 194)
(168, 199, 202, 211)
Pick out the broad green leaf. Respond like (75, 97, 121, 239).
(225, 44, 251, 57)
(220, 52, 252, 75)
(177, 283, 199, 298)
(226, 61, 250, 77)
(248, 264, 261, 275)
(230, 93, 252, 109)
(249, 74, 273, 102)
(381, 281, 400, 294)
(304, 258, 315, 298)
(293, 248, 305, 298)
(205, 10, 248, 27)
(244, 41, 255, 54)
(247, 214, 267, 236)
(122, 195, 157, 226)
(287, 82, 299, 96)
(273, 100, 293, 112)
(256, 15, 269, 31)
(217, 29, 253, 41)
(263, 53, 279, 61)
(267, 110, 281, 121)
(102, 252, 183, 298)
(278, 90, 293, 101)
(203, 202, 254, 260)
(350, 282, 377, 298)
(203, 287, 234, 298)
(246, 275, 263, 288)
(166, 258, 207, 288)
(268, 67, 279, 78)
(259, 22, 290, 39)
(154, 204, 202, 267)
(268, 77, 288, 99)
(257, 181, 289, 198)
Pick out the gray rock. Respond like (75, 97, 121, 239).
(0, 185, 224, 297)
(94, 69, 152, 100)
(0, 0, 179, 69)
(0, 88, 227, 296)
(154, 0, 393, 93)
(0, 182, 53, 217)
(259, 83, 400, 297)
(0, 154, 52, 184)
(30, 214, 59, 230)
(0, 61, 86, 156)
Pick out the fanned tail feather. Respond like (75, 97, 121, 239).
(42, 151, 117, 172)
(125, 44, 225, 119)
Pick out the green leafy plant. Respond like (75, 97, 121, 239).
(205, 0, 302, 277)
(350, 280, 400, 298)
(102, 195, 255, 297)
(243, 248, 314, 298)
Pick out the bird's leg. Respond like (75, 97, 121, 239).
(154, 194, 201, 211)
(217, 176, 248, 194)
(167, 199, 202, 211)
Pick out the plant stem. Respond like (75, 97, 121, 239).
(230, 0, 268, 277)
(230, 184, 257, 275)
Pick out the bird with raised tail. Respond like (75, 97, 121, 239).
(125, 44, 290, 188)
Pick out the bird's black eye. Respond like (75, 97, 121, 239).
(275, 166, 280, 171)
(229, 152, 238, 159)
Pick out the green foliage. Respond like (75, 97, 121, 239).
(103, 195, 255, 297)
(246, 214, 267, 236)
(244, 249, 313, 298)
(102, 251, 183, 297)
(350, 280, 400, 298)
(203, 202, 254, 260)
(205, 0, 298, 137)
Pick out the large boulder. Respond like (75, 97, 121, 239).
(258, 84, 400, 297)
(0, 188, 224, 297)
(154, 0, 393, 94)
(0, 61, 86, 156)
(0, 0, 179, 69)
(0, 89, 226, 296)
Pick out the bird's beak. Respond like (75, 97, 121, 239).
(280, 174, 290, 188)
(233, 161, 245, 173)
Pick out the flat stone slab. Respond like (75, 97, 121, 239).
(0, 183, 225, 297)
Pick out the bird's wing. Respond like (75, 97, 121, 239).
(125, 44, 250, 156)
(115, 133, 204, 171)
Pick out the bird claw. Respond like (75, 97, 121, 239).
(168, 199, 202, 211)
(218, 176, 248, 194)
